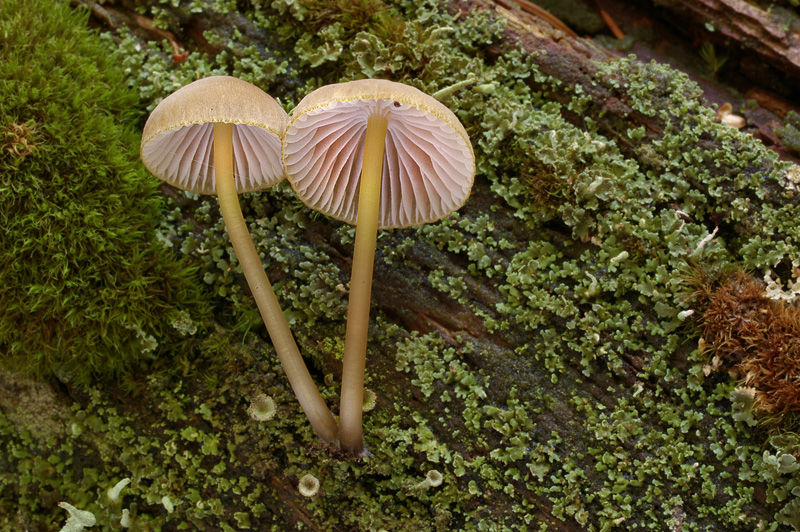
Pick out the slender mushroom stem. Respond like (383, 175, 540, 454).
(339, 114, 389, 454)
(213, 122, 338, 444)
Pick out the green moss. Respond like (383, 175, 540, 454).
(0, 0, 211, 385)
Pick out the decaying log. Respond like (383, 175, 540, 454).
(5, 0, 800, 530)
(651, 0, 800, 93)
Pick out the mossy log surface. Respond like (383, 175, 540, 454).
(4, 0, 800, 530)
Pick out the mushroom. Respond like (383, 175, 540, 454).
(717, 102, 746, 129)
(141, 76, 337, 443)
(282, 79, 475, 454)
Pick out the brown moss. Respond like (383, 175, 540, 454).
(518, 162, 572, 209)
(690, 267, 800, 421)
(739, 303, 800, 418)
(700, 270, 769, 367)
(2, 120, 39, 159)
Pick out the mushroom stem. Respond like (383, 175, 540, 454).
(339, 114, 389, 454)
(213, 122, 338, 444)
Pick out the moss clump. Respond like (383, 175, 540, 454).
(274, 0, 406, 44)
(0, 0, 210, 385)
(684, 267, 800, 424)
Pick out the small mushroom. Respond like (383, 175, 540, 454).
(141, 76, 337, 443)
(717, 102, 746, 129)
(283, 79, 475, 454)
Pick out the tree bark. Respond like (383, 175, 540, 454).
(652, 0, 800, 83)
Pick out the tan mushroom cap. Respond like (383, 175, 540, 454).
(141, 76, 288, 195)
(282, 79, 475, 229)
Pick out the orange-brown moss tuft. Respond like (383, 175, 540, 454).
(691, 267, 800, 422)
(2, 120, 39, 159)
(700, 271, 769, 368)
(739, 302, 800, 418)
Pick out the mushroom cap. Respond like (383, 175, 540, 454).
(282, 79, 475, 229)
(141, 76, 288, 195)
